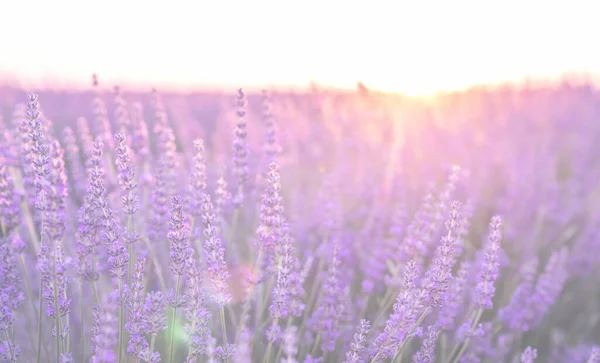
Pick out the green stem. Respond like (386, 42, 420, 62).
(53, 247, 62, 363)
(37, 278, 44, 363)
(220, 306, 231, 363)
(79, 282, 85, 363)
(234, 248, 263, 345)
(168, 275, 182, 363)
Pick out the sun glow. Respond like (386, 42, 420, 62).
(1, 0, 598, 95)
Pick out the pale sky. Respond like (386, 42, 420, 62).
(0, 0, 598, 95)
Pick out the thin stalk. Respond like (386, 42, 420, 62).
(36, 278, 44, 363)
(149, 335, 157, 361)
(447, 308, 484, 363)
(297, 256, 325, 339)
(127, 215, 134, 285)
(168, 275, 182, 363)
(117, 279, 125, 363)
(3, 331, 15, 361)
(273, 318, 293, 363)
(309, 333, 321, 358)
(142, 237, 166, 291)
(36, 204, 46, 363)
(220, 306, 230, 363)
(79, 282, 85, 363)
(53, 248, 62, 363)
(234, 247, 263, 345)
(392, 307, 431, 360)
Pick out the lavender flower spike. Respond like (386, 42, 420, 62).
(168, 195, 192, 277)
(412, 325, 439, 363)
(423, 200, 461, 309)
(232, 88, 249, 206)
(473, 215, 503, 310)
(200, 193, 231, 306)
(521, 346, 537, 363)
(344, 319, 371, 363)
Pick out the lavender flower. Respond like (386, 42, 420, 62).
(143, 291, 168, 336)
(232, 88, 249, 206)
(282, 326, 299, 363)
(589, 346, 600, 363)
(373, 259, 420, 360)
(256, 162, 284, 274)
(422, 200, 461, 308)
(199, 193, 231, 305)
(524, 247, 569, 329)
(261, 89, 281, 164)
(62, 127, 87, 197)
(130, 102, 150, 164)
(183, 258, 211, 359)
(499, 257, 539, 332)
(189, 139, 207, 217)
(113, 86, 131, 134)
(0, 165, 21, 233)
(115, 133, 138, 216)
(412, 325, 439, 363)
(310, 240, 346, 352)
(438, 262, 470, 331)
(168, 195, 192, 277)
(91, 74, 114, 150)
(125, 256, 149, 359)
(344, 319, 370, 363)
(521, 346, 537, 363)
(90, 137, 129, 281)
(473, 215, 503, 310)
(269, 225, 294, 320)
(90, 290, 119, 363)
(27, 93, 50, 214)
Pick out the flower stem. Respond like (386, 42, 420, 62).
(168, 275, 182, 363)
(79, 281, 85, 363)
(447, 308, 484, 363)
(117, 279, 124, 363)
(53, 246, 62, 363)
(220, 306, 230, 363)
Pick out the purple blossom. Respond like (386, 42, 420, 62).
(91, 74, 114, 150)
(189, 139, 207, 217)
(520, 346, 538, 363)
(422, 200, 461, 308)
(199, 192, 230, 305)
(168, 195, 192, 277)
(412, 325, 439, 363)
(373, 259, 420, 360)
(309, 239, 346, 352)
(0, 165, 21, 232)
(261, 89, 282, 164)
(438, 262, 470, 331)
(343, 319, 370, 363)
(232, 88, 249, 206)
(183, 258, 211, 359)
(125, 256, 149, 360)
(143, 291, 168, 336)
(473, 215, 503, 310)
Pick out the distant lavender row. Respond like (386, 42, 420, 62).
(0, 79, 599, 363)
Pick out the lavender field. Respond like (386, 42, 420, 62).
(1, 80, 599, 363)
